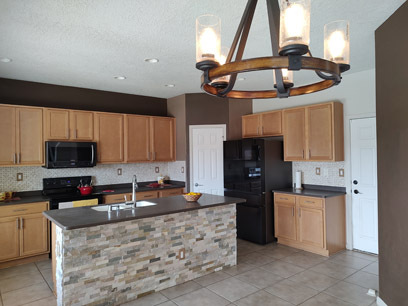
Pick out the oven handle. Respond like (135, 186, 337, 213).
(91, 144, 95, 165)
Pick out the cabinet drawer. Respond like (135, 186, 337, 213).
(0, 202, 49, 218)
(299, 197, 324, 209)
(103, 193, 132, 204)
(137, 191, 159, 200)
(159, 188, 184, 198)
(274, 194, 296, 204)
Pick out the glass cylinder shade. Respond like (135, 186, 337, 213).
(324, 20, 350, 64)
(211, 47, 231, 88)
(279, 0, 311, 51)
(274, 69, 294, 87)
(196, 15, 221, 65)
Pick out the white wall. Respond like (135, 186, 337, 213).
(254, 68, 376, 249)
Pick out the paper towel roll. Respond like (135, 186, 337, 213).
(295, 171, 302, 190)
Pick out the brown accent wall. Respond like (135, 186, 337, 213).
(167, 94, 187, 160)
(0, 78, 167, 116)
(228, 98, 253, 140)
(376, 2, 408, 305)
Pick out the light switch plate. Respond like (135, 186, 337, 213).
(155, 167, 160, 173)
(117, 168, 122, 176)
(17, 173, 23, 181)
(181, 167, 184, 173)
(339, 168, 344, 177)
(315, 167, 321, 175)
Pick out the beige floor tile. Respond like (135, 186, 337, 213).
(234, 290, 293, 306)
(194, 271, 230, 287)
(238, 253, 275, 266)
(2, 282, 52, 306)
(329, 253, 372, 270)
(172, 287, 229, 306)
(40, 269, 54, 290)
(0, 264, 38, 281)
(35, 260, 52, 272)
(282, 252, 327, 269)
(22, 296, 56, 306)
(257, 247, 298, 260)
(223, 263, 256, 276)
(261, 260, 305, 278)
(0, 270, 44, 294)
(343, 250, 378, 262)
(324, 281, 376, 306)
(157, 302, 177, 306)
(299, 292, 353, 306)
(160, 281, 201, 300)
(207, 277, 258, 302)
(235, 268, 283, 289)
(265, 279, 318, 305)
(361, 262, 379, 275)
(122, 292, 168, 306)
(288, 270, 339, 291)
(310, 261, 358, 280)
(344, 271, 379, 291)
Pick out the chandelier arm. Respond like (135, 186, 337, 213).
(308, 50, 341, 83)
(219, 0, 258, 97)
(266, 0, 288, 96)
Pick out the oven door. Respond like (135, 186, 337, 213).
(45, 141, 96, 168)
(50, 194, 103, 210)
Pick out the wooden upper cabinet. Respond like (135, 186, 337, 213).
(125, 115, 151, 162)
(44, 109, 70, 140)
(242, 114, 261, 138)
(0, 106, 16, 165)
(307, 104, 333, 160)
(283, 108, 306, 161)
(44, 109, 94, 141)
(94, 113, 124, 163)
(16, 107, 44, 165)
(261, 111, 282, 136)
(151, 117, 175, 161)
(70, 111, 93, 140)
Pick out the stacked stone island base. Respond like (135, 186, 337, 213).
(50, 201, 237, 305)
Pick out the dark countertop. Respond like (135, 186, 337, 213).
(43, 194, 245, 230)
(273, 186, 346, 198)
(0, 181, 185, 207)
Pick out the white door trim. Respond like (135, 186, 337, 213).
(189, 124, 226, 193)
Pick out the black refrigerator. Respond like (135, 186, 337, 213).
(224, 138, 292, 244)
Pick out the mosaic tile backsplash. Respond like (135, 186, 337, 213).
(0, 161, 186, 192)
(292, 161, 346, 187)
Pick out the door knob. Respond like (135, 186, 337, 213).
(353, 180, 358, 185)
(195, 183, 203, 187)
(353, 189, 362, 194)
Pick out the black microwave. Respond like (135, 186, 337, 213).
(44, 141, 97, 169)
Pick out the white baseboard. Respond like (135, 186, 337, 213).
(377, 296, 388, 306)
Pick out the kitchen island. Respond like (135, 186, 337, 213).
(43, 194, 244, 306)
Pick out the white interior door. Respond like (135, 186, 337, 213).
(351, 117, 378, 254)
(190, 125, 225, 195)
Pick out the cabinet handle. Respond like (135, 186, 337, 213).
(74, 129, 77, 139)
(20, 217, 24, 229)
(305, 200, 314, 204)
(17, 153, 20, 164)
(302, 150, 304, 159)
(257, 126, 260, 135)
(281, 197, 288, 201)
(153, 152, 156, 160)
(16, 218, 19, 230)
(299, 208, 301, 218)
(13, 153, 16, 164)
(309, 150, 311, 158)
(12, 208, 28, 212)
(292, 207, 294, 217)
(67, 129, 70, 139)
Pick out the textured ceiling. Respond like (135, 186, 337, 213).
(0, 0, 405, 99)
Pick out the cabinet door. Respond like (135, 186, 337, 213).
(298, 207, 325, 248)
(95, 113, 124, 163)
(283, 108, 306, 161)
(0, 106, 16, 165)
(242, 114, 261, 138)
(151, 117, 175, 161)
(159, 188, 184, 198)
(307, 104, 333, 160)
(0, 217, 20, 261)
(125, 115, 151, 162)
(16, 107, 44, 165)
(137, 191, 159, 200)
(44, 109, 70, 140)
(261, 111, 282, 136)
(71, 111, 94, 140)
(274, 202, 297, 241)
(20, 213, 49, 257)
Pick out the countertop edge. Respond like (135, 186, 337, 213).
(273, 189, 346, 198)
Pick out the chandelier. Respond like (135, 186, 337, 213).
(195, 0, 350, 99)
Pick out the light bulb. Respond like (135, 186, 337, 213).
(284, 4, 305, 40)
(199, 28, 218, 59)
(328, 31, 346, 60)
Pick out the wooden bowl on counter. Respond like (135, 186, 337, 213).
(182, 193, 202, 202)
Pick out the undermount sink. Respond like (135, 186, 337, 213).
(91, 201, 157, 212)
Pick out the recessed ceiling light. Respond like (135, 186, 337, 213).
(144, 58, 159, 63)
(165, 84, 175, 88)
(0, 58, 12, 63)
(114, 76, 126, 80)
(237, 77, 246, 81)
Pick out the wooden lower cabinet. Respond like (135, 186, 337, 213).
(274, 193, 345, 256)
(0, 202, 50, 264)
(103, 188, 184, 204)
(158, 188, 184, 197)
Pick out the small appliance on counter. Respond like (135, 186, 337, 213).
(44, 141, 97, 168)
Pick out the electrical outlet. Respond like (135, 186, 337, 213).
(315, 167, 321, 175)
(117, 168, 122, 176)
(339, 168, 344, 177)
(181, 167, 184, 173)
(17, 173, 23, 181)
(178, 248, 185, 260)
(155, 167, 160, 173)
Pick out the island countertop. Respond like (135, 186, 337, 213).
(43, 194, 245, 230)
